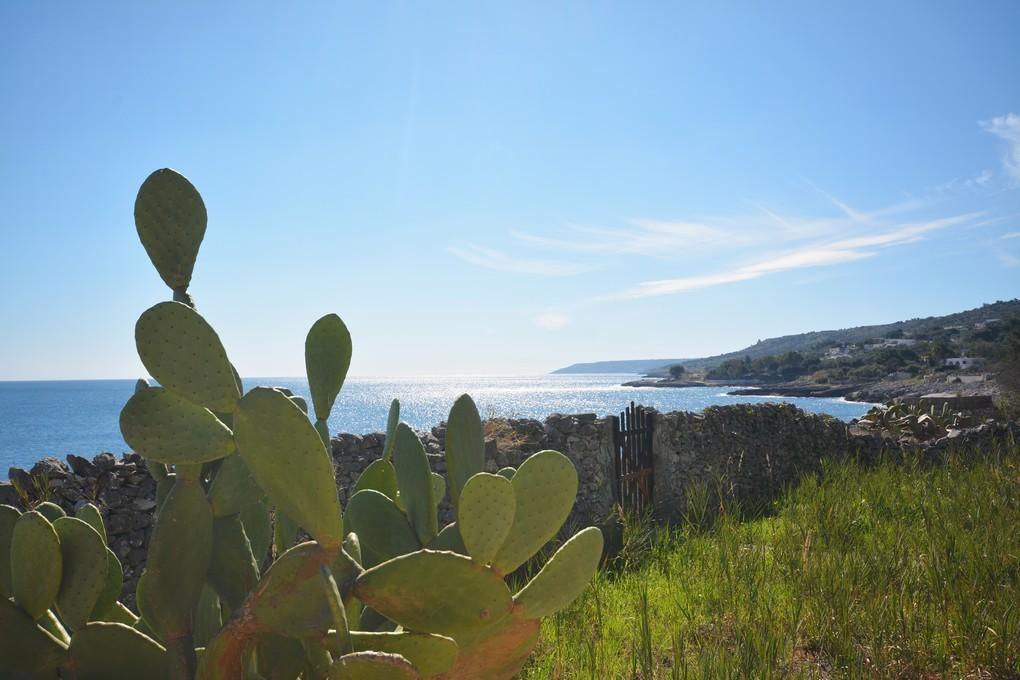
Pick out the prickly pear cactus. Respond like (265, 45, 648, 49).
(0, 168, 601, 680)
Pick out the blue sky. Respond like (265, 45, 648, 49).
(1, 2, 1018, 379)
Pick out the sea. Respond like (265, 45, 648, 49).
(0, 375, 875, 472)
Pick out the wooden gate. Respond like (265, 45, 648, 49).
(612, 402, 654, 514)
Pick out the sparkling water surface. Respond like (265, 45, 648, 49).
(0, 375, 874, 471)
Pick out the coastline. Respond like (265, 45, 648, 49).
(625, 376, 1003, 406)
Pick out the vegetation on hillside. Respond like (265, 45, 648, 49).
(523, 441, 1020, 678)
(692, 316, 1020, 385)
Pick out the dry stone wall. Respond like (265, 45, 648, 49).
(3, 404, 1015, 605)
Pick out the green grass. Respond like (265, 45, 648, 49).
(522, 443, 1020, 678)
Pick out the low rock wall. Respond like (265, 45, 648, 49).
(3, 405, 1015, 604)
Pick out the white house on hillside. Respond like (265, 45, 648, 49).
(944, 356, 982, 370)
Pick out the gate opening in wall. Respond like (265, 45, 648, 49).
(612, 402, 654, 514)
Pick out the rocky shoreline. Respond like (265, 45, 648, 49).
(627, 375, 1004, 406)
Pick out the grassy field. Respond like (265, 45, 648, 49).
(522, 441, 1020, 679)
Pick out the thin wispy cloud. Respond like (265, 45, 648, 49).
(998, 252, 1020, 268)
(601, 212, 986, 300)
(1001, 231, 1020, 240)
(980, 113, 1020, 184)
(447, 244, 592, 276)
(533, 310, 570, 329)
(512, 219, 746, 256)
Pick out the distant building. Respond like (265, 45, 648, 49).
(824, 344, 857, 359)
(944, 356, 982, 370)
(864, 338, 918, 351)
(974, 318, 1000, 330)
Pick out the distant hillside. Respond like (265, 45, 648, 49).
(552, 299, 1020, 376)
(552, 359, 688, 375)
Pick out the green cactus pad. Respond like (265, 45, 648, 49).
(53, 517, 109, 631)
(493, 450, 578, 575)
(496, 466, 516, 480)
(207, 454, 263, 517)
(155, 473, 176, 513)
(273, 510, 300, 555)
(320, 565, 350, 652)
(247, 541, 361, 638)
(69, 621, 168, 680)
(351, 458, 398, 500)
(121, 387, 236, 464)
(344, 490, 421, 568)
(134, 167, 207, 292)
(0, 596, 68, 672)
(75, 503, 106, 546)
(328, 651, 418, 680)
(193, 583, 223, 648)
(35, 501, 66, 522)
(135, 301, 240, 412)
(289, 394, 309, 414)
(431, 472, 446, 506)
(234, 387, 343, 548)
(209, 514, 260, 610)
(444, 394, 485, 510)
(89, 547, 124, 622)
(382, 398, 400, 462)
(427, 522, 467, 554)
(392, 423, 437, 545)
(349, 631, 457, 678)
(0, 504, 20, 597)
(305, 313, 353, 421)
(354, 550, 512, 635)
(143, 478, 213, 642)
(11, 510, 63, 619)
(513, 526, 603, 618)
(239, 499, 272, 566)
(458, 473, 516, 566)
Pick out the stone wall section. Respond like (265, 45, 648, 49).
(3, 405, 1015, 605)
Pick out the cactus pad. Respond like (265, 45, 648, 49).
(392, 423, 437, 545)
(11, 510, 63, 619)
(349, 631, 457, 678)
(458, 473, 516, 565)
(74, 503, 106, 545)
(142, 478, 213, 641)
(344, 490, 421, 567)
(206, 454, 263, 517)
(234, 387, 343, 548)
(329, 651, 418, 680)
(35, 501, 66, 522)
(382, 398, 400, 462)
(496, 466, 516, 480)
(427, 522, 467, 554)
(351, 458, 398, 500)
(53, 517, 109, 631)
(514, 526, 603, 619)
(135, 301, 240, 412)
(0, 596, 68, 672)
(354, 550, 512, 635)
(90, 547, 124, 621)
(444, 394, 485, 510)
(305, 313, 353, 421)
(240, 499, 272, 566)
(248, 541, 360, 638)
(69, 621, 168, 680)
(208, 514, 260, 610)
(0, 504, 19, 597)
(121, 387, 235, 464)
(493, 450, 578, 574)
(134, 167, 207, 292)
